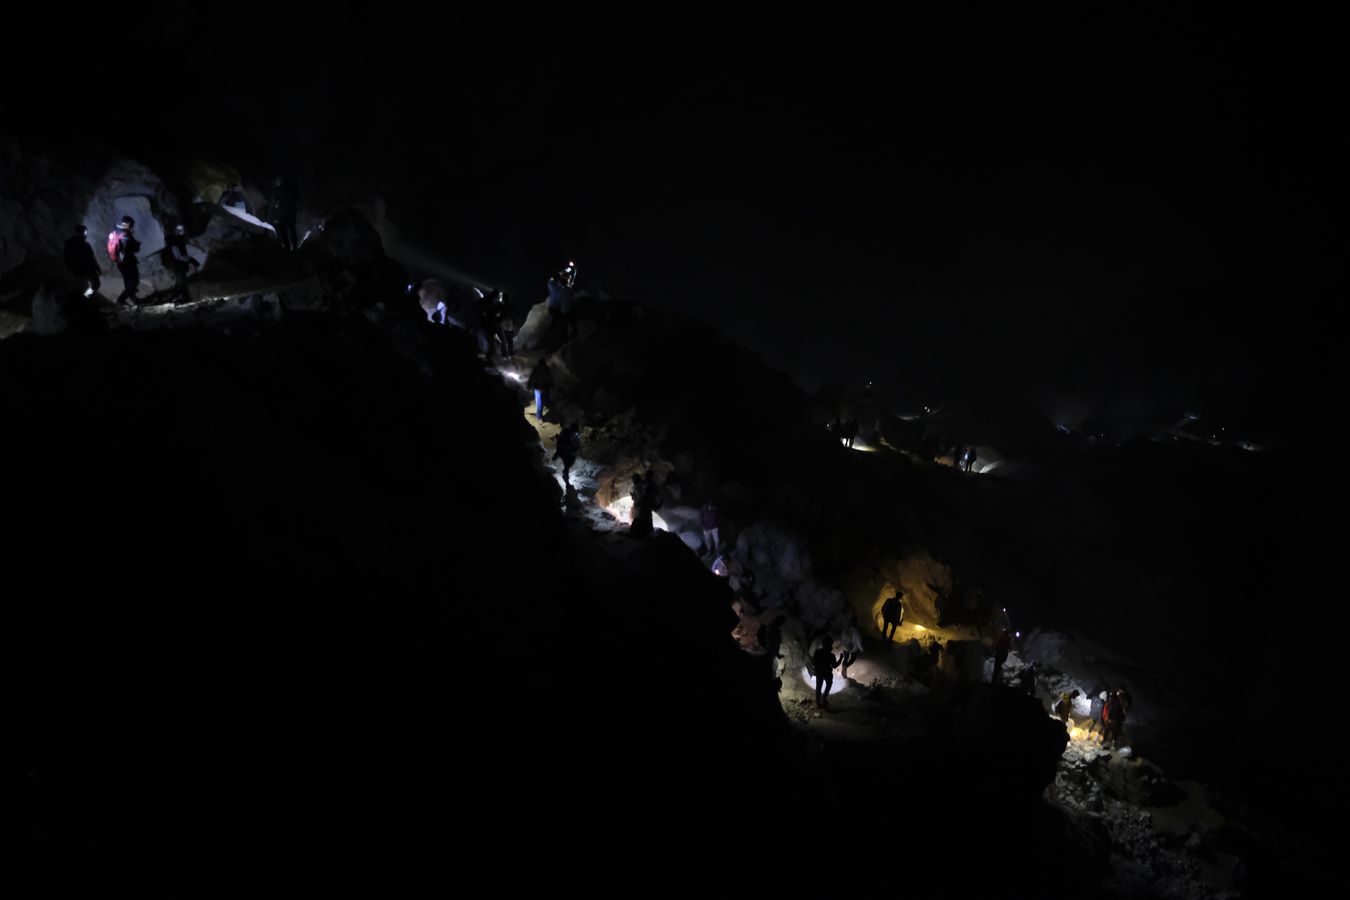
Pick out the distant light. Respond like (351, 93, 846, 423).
(83, 287, 95, 297)
(913, 625, 926, 632)
(503, 370, 525, 383)
(1015, 631, 1021, 638)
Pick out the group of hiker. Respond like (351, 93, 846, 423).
(1053, 684, 1133, 747)
(61, 177, 299, 310)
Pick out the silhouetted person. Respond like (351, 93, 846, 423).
(630, 470, 662, 537)
(109, 215, 140, 307)
(553, 422, 581, 487)
(843, 419, 858, 449)
(527, 358, 554, 421)
(700, 499, 720, 553)
(546, 262, 577, 342)
(167, 224, 199, 304)
(64, 224, 101, 297)
(812, 636, 840, 708)
(475, 288, 501, 359)
(757, 615, 787, 683)
(881, 592, 904, 642)
(494, 290, 517, 358)
(1015, 661, 1039, 695)
(270, 176, 298, 251)
(991, 627, 1012, 684)
(838, 616, 863, 679)
(961, 445, 977, 472)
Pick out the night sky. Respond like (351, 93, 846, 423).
(11, 10, 1342, 441)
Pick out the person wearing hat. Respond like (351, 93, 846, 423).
(110, 215, 141, 307)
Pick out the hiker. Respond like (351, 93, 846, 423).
(812, 636, 840, 708)
(546, 262, 577, 342)
(1052, 689, 1080, 726)
(553, 422, 581, 487)
(961, 445, 977, 472)
(838, 616, 864, 679)
(1086, 685, 1108, 738)
(270, 176, 298, 251)
(495, 290, 517, 358)
(64, 224, 101, 297)
(700, 499, 720, 553)
(757, 615, 787, 682)
(990, 627, 1012, 684)
(167, 224, 200, 304)
(475, 288, 501, 359)
(881, 592, 904, 642)
(843, 419, 859, 449)
(108, 216, 141, 307)
(527, 358, 554, 421)
(1014, 661, 1040, 695)
(630, 470, 662, 537)
(1102, 689, 1128, 746)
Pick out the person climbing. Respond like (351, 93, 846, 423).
(546, 262, 577, 342)
(812, 636, 840, 708)
(64, 224, 101, 297)
(990, 626, 1012, 684)
(527, 357, 554, 422)
(881, 591, 904, 643)
(494, 290, 517, 359)
(270, 176, 298, 251)
(167, 224, 200, 305)
(700, 499, 720, 554)
(629, 470, 662, 538)
(1052, 689, 1080, 726)
(108, 215, 141, 307)
(553, 422, 581, 487)
(757, 614, 787, 683)
(838, 616, 863, 680)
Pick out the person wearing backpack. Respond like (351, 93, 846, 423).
(108, 215, 141, 307)
(1102, 689, 1127, 747)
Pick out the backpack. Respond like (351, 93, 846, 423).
(106, 230, 123, 264)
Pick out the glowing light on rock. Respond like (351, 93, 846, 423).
(799, 666, 848, 694)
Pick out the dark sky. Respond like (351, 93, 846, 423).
(11, 10, 1343, 440)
